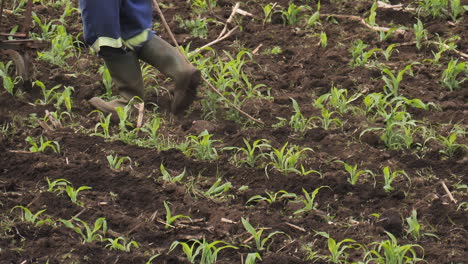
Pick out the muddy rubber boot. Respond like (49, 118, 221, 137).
(88, 48, 144, 119)
(137, 35, 201, 115)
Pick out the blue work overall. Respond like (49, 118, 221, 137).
(79, 0, 154, 52)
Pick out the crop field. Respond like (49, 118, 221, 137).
(0, 0, 467, 263)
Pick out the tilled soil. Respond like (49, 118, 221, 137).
(0, 0, 467, 263)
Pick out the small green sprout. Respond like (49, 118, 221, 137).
(381, 166, 411, 193)
(316, 231, 360, 264)
(46, 178, 71, 192)
(381, 63, 417, 97)
(55, 85, 74, 112)
(381, 44, 399, 61)
(281, 3, 308, 25)
(163, 201, 192, 229)
(294, 186, 330, 215)
(310, 108, 343, 130)
(26, 136, 61, 154)
(184, 130, 220, 160)
(364, 231, 425, 263)
(266, 142, 313, 176)
(223, 138, 271, 168)
(440, 58, 466, 91)
(65, 185, 92, 206)
(244, 252, 262, 264)
(11, 206, 52, 226)
(241, 217, 287, 251)
(246, 190, 297, 205)
(203, 179, 232, 199)
(413, 19, 427, 50)
(106, 154, 132, 170)
(160, 163, 186, 183)
(60, 217, 107, 244)
(436, 131, 467, 158)
(169, 238, 237, 264)
(314, 86, 361, 114)
(105, 237, 140, 252)
(91, 111, 112, 139)
(336, 161, 375, 185)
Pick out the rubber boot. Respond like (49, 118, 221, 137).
(137, 35, 201, 115)
(89, 48, 144, 119)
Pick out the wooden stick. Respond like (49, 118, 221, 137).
(152, 0, 265, 125)
(218, 2, 240, 40)
(190, 26, 239, 56)
(441, 180, 457, 204)
(285, 222, 306, 232)
(377, 1, 416, 12)
(136, 102, 145, 128)
(320, 13, 406, 35)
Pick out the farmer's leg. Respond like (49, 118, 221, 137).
(120, 0, 201, 115)
(79, 0, 144, 116)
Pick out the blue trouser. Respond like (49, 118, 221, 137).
(79, 0, 154, 52)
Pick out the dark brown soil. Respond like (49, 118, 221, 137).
(1, 0, 467, 263)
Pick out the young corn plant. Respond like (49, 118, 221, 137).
(440, 58, 466, 91)
(281, 3, 309, 25)
(33, 80, 61, 105)
(289, 98, 313, 134)
(316, 231, 360, 264)
(336, 160, 375, 185)
(223, 138, 271, 167)
(169, 238, 237, 264)
(46, 178, 71, 192)
(436, 131, 467, 158)
(310, 108, 343, 130)
(381, 63, 417, 97)
(430, 35, 459, 64)
(244, 252, 262, 264)
(190, 0, 217, 14)
(367, 1, 378, 26)
(98, 65, 113, 97)
(241, 217, 287, 252)
(26, 136, 60, 154)
(37, 25, 80, 67)
(160, 163, 186, 183)
(55, 86, 74, 112)
(349, 40, 380, 67)
(262, 2, 280, 24)
(106, 154, 132, 170)
(266, 142, 313, 176)
(10, 206, 53, 227)
(404, 209, 438, 241)
(163, 201, 192, 229)
(413, 19, 427, 50)
(183, 130, 219, 160)
(449, 0, 465, 21)
(91, 111, 112, 139)
(104, 237, 140, 252)
(60, 217, 108, 244)
(65, 185, 92, 206)
(177, 16, 212, 39)
(246, 190, 297, 205)
(294, 186, 330, 215)
(314, 87, 361, 114)
(306, 1, 321, 28)
(364, 231, 425, 264)
(202, 179, 233, 199)
(141, 116, 163, 145)
(0, 61, 22, 95)
(416, 0, 449, 19)
(381, 44, 399, 61)
(381, 166, 411, 193)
